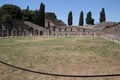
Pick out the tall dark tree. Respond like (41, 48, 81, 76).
(39, 3, 45, 27)
(79, 11, 84, 26)
(1, 4, 22, 19)
(86, 11, 94, 25)
(27, 6, 29, 11)
(68, 11, 73, 26)
(99, 8, 106, 22)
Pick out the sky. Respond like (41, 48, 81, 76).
(0, 0, 120, 25)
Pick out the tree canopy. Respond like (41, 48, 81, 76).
(45, 12, 57, 21)
(99, 8, 106, 22)
(1, 4, 22, 20)
(1, 14, 12, 23)
(86, 11, 94, 25)
(39, 3, 45, 27)
(68, 11, 73, 26)
(32, 10, 40, 25)
(79, 11, 84, 26)
(0, 3, 107, 26)
(22, 6, 33, 22)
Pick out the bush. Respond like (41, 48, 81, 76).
(1, 14, 12, 23)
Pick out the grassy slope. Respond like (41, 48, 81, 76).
(0, 37, 120, 80)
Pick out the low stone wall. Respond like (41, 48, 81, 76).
(50, 30, 102, 37)
(100, 34, 120, 44)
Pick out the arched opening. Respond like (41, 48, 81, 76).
(40, 31, 43, 36)
(59, 28, 61, 32)
(29, 27, 34, 36)
(71, 28, 72, 32)
(35, 29, 38, 35)
(65, 28, 67, 31)
(78, 28, 80, 31)
(53, 28, 55, 31)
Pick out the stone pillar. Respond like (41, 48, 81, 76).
(94, 32, 96, 37)
(1, 30, 3, 38)
(6, 30, 9, 38)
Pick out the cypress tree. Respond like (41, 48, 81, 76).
(27, 6, 29, 11)
(68, 11, 73, 26)
(86, 11, 94, 25)
(79, 11, 84, 26)
(99, 8, 106, 22)
(39, 3, 45, 27)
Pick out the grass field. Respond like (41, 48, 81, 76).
(0, 37, 120, 80)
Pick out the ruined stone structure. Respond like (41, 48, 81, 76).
(101, 23, 120, 43)
(0, 20, 48, 37)
(49, 25, 102, 37)
(0, 20, 120, 44)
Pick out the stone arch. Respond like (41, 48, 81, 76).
(83, 29, 85, 32)
(39, 31, 43, 36)
(65, 28, 67, 31)
(35, 29, 38, 36)
(29, 27, 34, 36)
(59, 28, 61, 32)
(71, 28, 72, 32)
(53, 28, 55, 31)
(78, 28, 80, 31)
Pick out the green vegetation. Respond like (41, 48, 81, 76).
(32, 10, 39, 24)
(45, 12, 57, 21)
(39, 3, 45, 27)
(0, 3, 45, 27)
(0, 37, 120, 64)
(1, 14, 12, 23)
(79, 11, 84, 26)
(0, 4, 22, 20)
(0, 37, 120, 80)
(0, 3, 107, 27)
(99, 8, 106, 22)
(22, 6, 33, 22)
(0, 3, 61, 28)
(68, 11, 73, 25)
(86, 11, 94, 25)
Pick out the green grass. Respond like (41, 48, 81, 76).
(0, 37, 120, 80)
(0, 37, 120, 65)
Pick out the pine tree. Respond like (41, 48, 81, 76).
(99, 8, 106, 22)
(68, 11, 73, 26)
(39, 3, 45, 27)
(86, 11, 94, 25)
(1, 4, 22, 19)
(79, 11, 84, 26)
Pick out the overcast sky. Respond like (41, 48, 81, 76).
(0, 0, 120, 25)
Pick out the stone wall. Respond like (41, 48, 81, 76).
(0, 20, 49, 37)
(49, 26, 102, 37)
